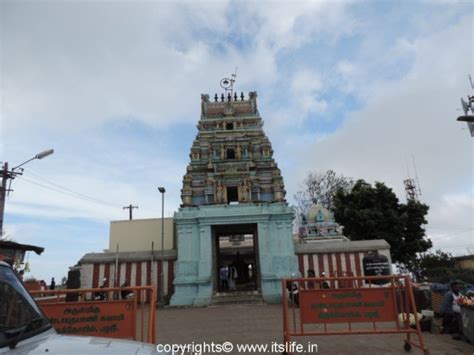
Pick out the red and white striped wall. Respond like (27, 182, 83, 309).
(297, 249, 391, 286)
(80, 260, 175, 298)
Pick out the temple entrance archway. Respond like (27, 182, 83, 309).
(212, 224, 259, 293)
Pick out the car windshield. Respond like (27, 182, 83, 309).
(0, 264, 51, 348)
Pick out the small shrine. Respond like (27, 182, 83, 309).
(298, 204, 346, 242)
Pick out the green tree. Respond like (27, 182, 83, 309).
(419, 250, 455, 270)
(333, 179, 432, 267)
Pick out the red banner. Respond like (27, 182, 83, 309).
(40, 300, 135, 339)
(300, 287, 396, 324)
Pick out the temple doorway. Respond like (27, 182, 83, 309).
(213, 224, 259, 293)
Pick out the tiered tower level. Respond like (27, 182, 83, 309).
(181, 92, 286, 207)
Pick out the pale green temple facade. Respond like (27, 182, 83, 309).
(170, 91, 299, 305)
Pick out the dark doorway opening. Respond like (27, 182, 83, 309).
(226, 148, 235, 159)
(227, 186, 238, 203)
(226, 122, 234, 130)
(213, 224, 259, 293)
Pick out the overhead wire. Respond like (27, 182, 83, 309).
(24, 170, 123, 207)
(16, 173, 123, 209)
(428, 227, 474, 239)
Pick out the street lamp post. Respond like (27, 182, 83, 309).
(157, 187, 165, 305)
(0, 149, 54, 237)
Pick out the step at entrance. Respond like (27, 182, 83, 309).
(211, 291, 263, 305)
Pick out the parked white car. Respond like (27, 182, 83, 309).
(0, 261, 167, 354)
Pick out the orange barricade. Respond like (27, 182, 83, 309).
(282, 275, 428, 354)
(30, 286, 156, 344)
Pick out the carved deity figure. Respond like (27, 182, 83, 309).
(184, 174, 192, 184)
(220, 145, 226, 160)
(249, 91, 258, 113)
(182, 183, 192, 206)
(274, 190, 283, 202)
(235, 145, 242, 160)
(239, 179, 251, 202)
(206, 177, 215, 187)
(216, 181, 226, 203)
(201, 94, 209, 117)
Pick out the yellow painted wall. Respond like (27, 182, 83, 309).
(108, 218, 174, 252)
(455, 258, 474, 270)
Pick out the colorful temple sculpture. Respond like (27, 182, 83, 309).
(171, 91, 298, 305)
(298, 204, 346, 242)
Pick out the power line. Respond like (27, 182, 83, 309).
(18, 176, 121, 208)
(428, 228, 474, 239)
(434, 243, 474, 250)
(426, 226, 474, 231)
(17, 176, 122, 209)
(23, 170, 124, 208)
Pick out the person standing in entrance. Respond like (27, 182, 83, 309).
(228, 264, 238, 291)
(219, 265, 228, 291)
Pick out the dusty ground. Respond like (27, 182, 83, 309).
(156, 303, 473, 355)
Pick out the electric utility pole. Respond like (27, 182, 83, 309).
(0, 149, 54, 237)
(123, 204, 138, 220)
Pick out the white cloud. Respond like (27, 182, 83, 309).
(290, 69, 327, 116)
(292, 13, 473, 251)
(2, 1, 351, 136)
(2, 1, 473, 281)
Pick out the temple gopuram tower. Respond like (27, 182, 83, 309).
(171, 84, 298, 306)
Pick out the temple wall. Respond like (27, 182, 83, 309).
(295, 239, 392, 281)
(109, 218, 174, 253)
(79, 251, 177, 300)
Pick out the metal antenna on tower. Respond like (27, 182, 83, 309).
(403, 178, 418, 201)
(412, 155, 422, 197)
(456, 74, 474, 137)
(403, 155, 421, 202)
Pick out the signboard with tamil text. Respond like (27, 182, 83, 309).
(40, 300, 135, 339)
(300, 288, 396, 324)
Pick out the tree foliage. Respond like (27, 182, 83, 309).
(418, 250, 455, 270)
(333, 179, 432, 267)
(405, 250, 474, 283)
(294, 170, 354, 216)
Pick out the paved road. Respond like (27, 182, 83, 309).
(156, 304, 473, 355)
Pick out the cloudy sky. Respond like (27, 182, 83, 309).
(1, 0, 473, 282)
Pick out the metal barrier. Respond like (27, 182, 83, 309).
(282, 275, 428, 354)
(30, 286, 156, 344)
